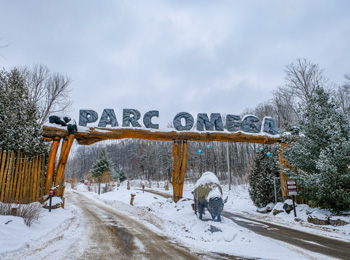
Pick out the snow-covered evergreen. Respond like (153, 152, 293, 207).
(0, 68, 47, 154)
(282, 87, 350, 212)
(90, 149, 112, 180)
(248, 144, 281, 207)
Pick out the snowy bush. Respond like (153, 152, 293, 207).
(0, 202, 42, 226)
(282, 87, 350, 213)
(248, 144, 282, 207)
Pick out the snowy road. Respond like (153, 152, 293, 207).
(222, 211, 350, 260)
(67, 191, 239, 260)
(2, 186, 347, 260)
(1, 190, 246, 260)
(144, 189, 350, 260)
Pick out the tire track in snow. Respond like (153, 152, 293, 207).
(70, 190, 244, 260)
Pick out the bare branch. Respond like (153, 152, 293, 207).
(284, 58, 328, 105)
(20, 64, 72, 125)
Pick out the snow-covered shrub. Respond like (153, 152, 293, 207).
(248, 144, 281, 207)
(0, 202, 42, 226)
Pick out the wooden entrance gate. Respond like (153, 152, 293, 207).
(43, 126, 281, 202)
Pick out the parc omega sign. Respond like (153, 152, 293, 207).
(79, 109, 279, 135)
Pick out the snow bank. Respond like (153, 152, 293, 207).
(0, 204, 77, 255)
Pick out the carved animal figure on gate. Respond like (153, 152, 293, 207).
(193, 172, 228, 221)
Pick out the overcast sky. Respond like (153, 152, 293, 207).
(1, 1, 350, 128)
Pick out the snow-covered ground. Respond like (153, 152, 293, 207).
(1, 182, 349, 259)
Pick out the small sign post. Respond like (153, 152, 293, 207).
(286, 179, 298, 217)
(49, 189, 54, 212)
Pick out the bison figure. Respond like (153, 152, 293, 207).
(193, 172, 227, 221)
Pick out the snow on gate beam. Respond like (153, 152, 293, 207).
(42, 125, 281, 145)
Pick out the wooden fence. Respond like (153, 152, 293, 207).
(0, 150, 46, 204)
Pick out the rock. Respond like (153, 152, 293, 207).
(283, 199, 294, 214)
(257, 203, 275, 214)
(208, 225, 222, 233)
(273, 209, 284, 216)
(329, 217, 349, 226)
(256, 207, 268, 214)
(266, 203, 275, 213)
(307, 215, 330, 225)
(272, 202, 284, 216)
(43, 202, 62, 210)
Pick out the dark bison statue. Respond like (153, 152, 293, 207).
(193, 172, 227, 221)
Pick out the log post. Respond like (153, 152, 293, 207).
(45, 137, 61, 195)
(0, 150, 7, 202)
(54, 135, 74, 197)
(4, 151, 15, 203)
(179, 140, 188, 197)
(40, 155, 45, 198)
(171, 140, 188, 203)
(278, 143, 289, 198)
(32, 155, 39, 202)
(16, 154, 26, 202)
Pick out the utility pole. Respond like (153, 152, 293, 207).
(226, 142, 231, 191)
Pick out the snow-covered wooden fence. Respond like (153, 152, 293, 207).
(0, 150, 46, 204)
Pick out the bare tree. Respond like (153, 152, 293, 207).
(0, 38, 9, 59)
(284, 58, 328, 105)
(271, 86, 299, 128)
(335, 73, 350, 121)
(20, 64, 71, 125)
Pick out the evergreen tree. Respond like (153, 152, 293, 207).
(248, 144, 281, 207)
(116, 170, 127, 182)
(0, 68, 47, 154)
(282, 87, 350, 212)
(90, 149, 112, 181)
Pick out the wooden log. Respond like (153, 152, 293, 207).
(39, 155, 45, 199)
(45, 138, 60, 194)
(278, 143, 289, 198)
(32, 155, 38, 202)
(0, 150, 7, 202)
(54, 135, 74, 196)
(179, 141, 188, 197)
(36, 155, 43, 200)
(10, 151, 22, 202)
(20, 156, 29, 203)
(4, 151, 15, 203)
(29, 158, 35, 203)
(23, 158, 31, 203)
(42, 125, 281, 145)
(15, 153, 25, 202)
(172, 141, 183, 202)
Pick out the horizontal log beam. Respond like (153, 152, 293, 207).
(42, 125, 281, 145)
